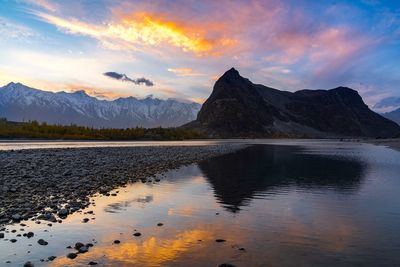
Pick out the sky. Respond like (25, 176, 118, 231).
(0, 0, 399, 110)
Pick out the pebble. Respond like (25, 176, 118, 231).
(11, 214, 21, 221)
(88, 261, 98, 265)
(133, 232, 142, 237)
(26, 232, 34, 238)
(58, 209, 69, 218)
(48, 256, 56, 261)
(23, 261, 34, 267)
(113, 240, 121, 244)
(37, 239, 48, 246)
(157, 223, 164, 227)
(0, 233, 4, 238)
(215, 239, 226, 243)
(75, 242, 84, 250)
(78, 246, 89, 253)
(67, 253, 78, 259)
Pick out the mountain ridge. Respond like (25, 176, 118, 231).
(0, 82, 201, 128)
(185, 68, 400, 138)
(383, 108, 400, 125)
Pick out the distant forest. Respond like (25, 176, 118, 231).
(0, 118, 204, 140)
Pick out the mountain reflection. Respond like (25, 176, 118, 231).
(198, 145, 365, 213)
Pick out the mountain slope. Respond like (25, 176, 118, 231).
(0, 82, 201, 128)
(186, 68, 400, 138)
(383, 108, 400, 125)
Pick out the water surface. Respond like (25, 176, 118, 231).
(1, 141, 400, 266)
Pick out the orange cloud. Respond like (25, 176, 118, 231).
(35, 11, 237, 56)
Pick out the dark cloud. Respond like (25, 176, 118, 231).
(103, 72, 154, 86)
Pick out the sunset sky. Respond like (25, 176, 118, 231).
(0, 0, 399, 110)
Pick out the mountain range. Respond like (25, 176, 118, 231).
(185, 68, 400, 138)
(382, 108, 400, 125)
(0, 82, 201, 128)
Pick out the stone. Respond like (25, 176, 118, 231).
(215, 239, 226, 243)
(23, 261, 34, 267)
(74, 242, 84, 250)
(67, 253, 78, 259)
(37, 239, 48, 246)
(58, 209, 69, 218)
(78, 246, 89, 253)
(133, 232, 141, 237)
(26, 232, 34, 238)
(11, 214, 21, 221)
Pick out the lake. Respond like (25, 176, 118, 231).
(1, 140, 400, 266)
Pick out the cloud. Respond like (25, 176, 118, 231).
(33, 11, 237, 56)
(22, 0, 59, 12)
(374, 97, 400, 110)
(167, 68, 205, 77)
(0, 17, 37, 41)
(104, 72, 154, 86)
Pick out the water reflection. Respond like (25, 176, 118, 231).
(104, 195, 154, 213)
(199, 145, 365, 212)
(2, 142, 400, 267)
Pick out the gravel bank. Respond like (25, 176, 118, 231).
(0, 144, 245, 226)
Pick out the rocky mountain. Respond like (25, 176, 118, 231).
(185, 68, 400, 138)
(0, 82, 201, 128)
(383, 108, 400, 125)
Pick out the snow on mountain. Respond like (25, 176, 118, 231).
(0, 82, 201, 128)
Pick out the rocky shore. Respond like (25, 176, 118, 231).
(0, 144, 245, 226)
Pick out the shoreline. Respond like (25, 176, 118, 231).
(363, 138, 400, 151)
(0, 144, 246, 226)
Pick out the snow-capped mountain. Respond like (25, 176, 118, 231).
(0, 82, 201, 128)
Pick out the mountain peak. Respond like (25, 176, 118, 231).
(221, 67, 240, 79)
(3, 82, 23, 88)
(191, 69, 400, 138)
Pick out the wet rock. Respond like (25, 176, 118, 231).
(58, 209, 69, 218)
(82, 218, 89, 223)
(48, 256, 56, 261)
(11, 214, 21, 221)
(0, 233, 4, 238)
(67, 253, 78, 259)
(23, 261, 34, 267)
(157, 223, 164, 227)
(78, 246, 89, 253)
(26, 232, 34, 238)
(88, 261, 98, 265)
(10, 239, 17, 243)
(133, 232, 142, 237)
(113, 240, 121, 244)
(215, 239, 226, 243)
(75, 242, 84, 250)
(37, 239, 48, 246)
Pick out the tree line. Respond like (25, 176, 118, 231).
(0, 118, 204, 140)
